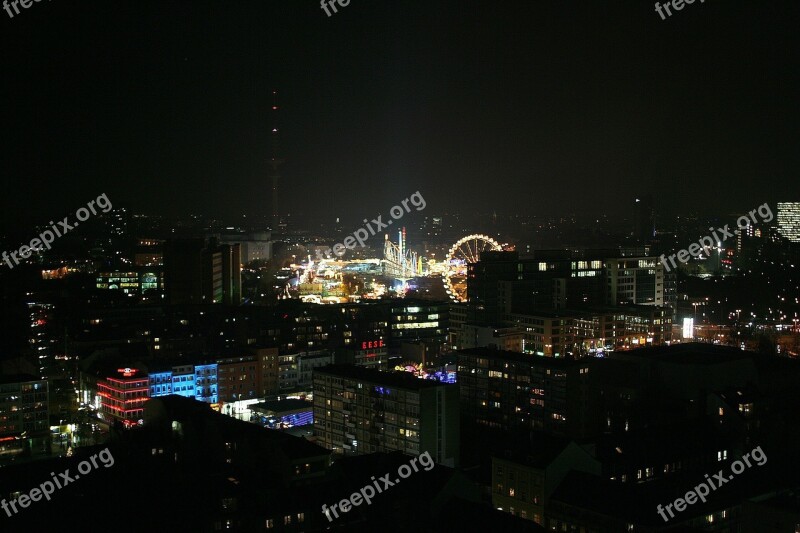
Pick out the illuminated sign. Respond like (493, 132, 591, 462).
(361, 339, 385, 350)
(117, 367, 138, 377)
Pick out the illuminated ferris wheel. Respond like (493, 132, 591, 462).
(443, 234, 502, 302)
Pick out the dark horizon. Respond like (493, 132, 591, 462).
(2, 0, 798, 228)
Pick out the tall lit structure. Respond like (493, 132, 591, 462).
(384, 227, 422, 288)
(269, 90, 285, 231)
(777, 202, 800, 242)
(633, 195, 655, 243)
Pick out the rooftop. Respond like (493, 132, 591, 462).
(252, 398, 313, 413)
(611, 342, 752, 365)
(315, 364, 449, 390)
(457, 347, 586, 367)
(0, 373, 43, 385)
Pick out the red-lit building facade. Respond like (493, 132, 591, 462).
(98, 368, 149, 426)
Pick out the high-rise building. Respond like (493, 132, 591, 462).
(605, 257, 665, 306)
(506, 305, 672, 357)
(313, 365, 460, 466)
(164, 239, 205, 304)
(388, 300, 449, 355)
(216, 231, 272, 263)
(164, 239, 241, 305)
(456, 348, 600, 440)
(465, 250, 675, 333)
(777, 202, 800, 242)
(0, 375, 49, 455)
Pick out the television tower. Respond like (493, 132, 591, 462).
(269, 90, 284, 231)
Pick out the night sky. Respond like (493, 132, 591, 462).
(1, 0, 798, 226)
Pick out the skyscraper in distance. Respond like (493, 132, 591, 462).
(777, 202, 800, 242)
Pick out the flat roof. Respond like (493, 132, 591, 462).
(253, 399, 313, 413)
(610, 342, 751, 365)
(315, 365, 448, 390)
(456, 348, 584, 367)
(0, 373, 43, 385)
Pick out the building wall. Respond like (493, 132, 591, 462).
(253, 347, 280, 397)
(195, 364, 219, 403)
(457, 349, 600, 440)
(218, 356, 260, 402)
(777, 202, 800, 242)
(460, 324, 524, 352)
(98, 371, 149, 425)
(492, 457, 545, 524)
(312, 368, 459, 466)
(0, 378, 49, 437)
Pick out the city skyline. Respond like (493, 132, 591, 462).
(2, 2, 800, 531)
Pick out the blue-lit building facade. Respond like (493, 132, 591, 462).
(194, 364, 218, 403)
(147, 363, 217, 403)
(149, 371, 174, 397)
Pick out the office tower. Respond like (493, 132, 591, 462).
(216, 231, 272, 263)
(456, 348, 599, 439)
(605, 257, 664, 306)
(467, 250, 671, 325)
(164, 239, 241, 305)
(313, 365, 459, 466)
(0, 375, 49, 455)
(164, 239, 205, 304)
(389, 300, 449, 355)
(467, 250, 607, 323)
(777, 202, 800, 242)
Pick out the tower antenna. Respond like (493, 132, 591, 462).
(269, 90, 285, 231)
